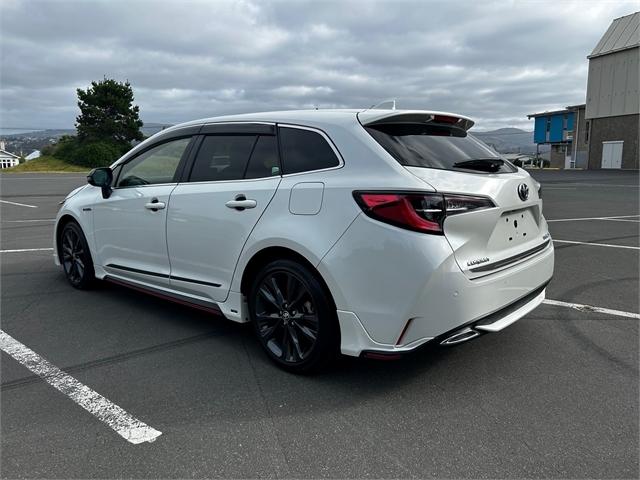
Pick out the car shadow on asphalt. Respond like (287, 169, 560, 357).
(93, 278, 460, 396)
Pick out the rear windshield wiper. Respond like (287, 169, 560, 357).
(452, 158, 504, 173)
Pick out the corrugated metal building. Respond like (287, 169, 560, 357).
(585, 11, 639, 169)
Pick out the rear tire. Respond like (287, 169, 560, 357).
(248, 259, 338, 373)
(59, 221, 95, 289)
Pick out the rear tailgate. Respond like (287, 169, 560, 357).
(406, 166, 551, 279)
(360, 112, 551, 279)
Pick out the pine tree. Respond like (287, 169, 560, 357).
(75, 78, 144, 148)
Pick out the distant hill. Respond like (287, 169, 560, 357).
(0, 122, 173, 154)
(141, 122, 174, 136)
(471, 128, 548, 155)
(0, 129, 74, 155)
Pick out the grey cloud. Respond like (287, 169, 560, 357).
(1, 0, 637, 130)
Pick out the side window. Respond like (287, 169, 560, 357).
(278, 127, 340, 174)
(244, 136, 280, 179)
(117, 137, 191, 187)
(190, 135, 257, 182)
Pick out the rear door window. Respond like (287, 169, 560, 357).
(366, 123, 516, 174)
(190, 134, 281, 182)
(190, 135, 257, 182)
(278, 127, 340, 174)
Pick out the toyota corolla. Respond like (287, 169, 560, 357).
(55, 109, 554, 372)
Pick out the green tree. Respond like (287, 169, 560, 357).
(75, 78, 144, 149)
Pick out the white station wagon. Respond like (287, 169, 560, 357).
(55, 109, 554, 372)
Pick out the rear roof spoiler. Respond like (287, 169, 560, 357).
(357, 109, 475, 131)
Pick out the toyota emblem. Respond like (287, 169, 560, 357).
(517, 183, 529, 201)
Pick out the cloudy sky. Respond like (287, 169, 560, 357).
(1, 0, 637, 131)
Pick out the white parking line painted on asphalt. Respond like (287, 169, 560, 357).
(0, 248, 54, 253)
(553, 239, 640, 250)
(600, 218, 640, 223)
(544, 299, 640, 319)
(2, 219, 55, 223)
(547, 214, 639, 222)
(543, 183, 639, 188)
(0, 199, 38, 208)
(0, 176, 87, 180)
(0, 330, 162, 444)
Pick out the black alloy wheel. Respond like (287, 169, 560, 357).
(60, 222, 95, 289)
(250, 259, 338, 373)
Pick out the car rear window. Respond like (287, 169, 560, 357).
(366, 123, 516, 174)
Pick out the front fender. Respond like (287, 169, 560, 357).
(53, 186, 101, 266)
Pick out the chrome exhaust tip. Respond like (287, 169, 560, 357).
(440, 327, 481, 346)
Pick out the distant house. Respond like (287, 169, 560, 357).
(25, 150, 41, 161)
(526, 108, 579, 169)
(585, 11, 639, 169)
(0, 141, 20, 169)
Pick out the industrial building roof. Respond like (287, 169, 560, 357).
(589, 11, 639, 58)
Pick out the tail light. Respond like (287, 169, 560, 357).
(353, 191, 494, 234)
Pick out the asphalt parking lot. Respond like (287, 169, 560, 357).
(1, 169, 638, 479)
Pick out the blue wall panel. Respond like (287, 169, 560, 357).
(533, 111, 574, 144)
(550, 115, 564, 142)
(534, 117, 546, 143)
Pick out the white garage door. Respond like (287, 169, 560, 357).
(601, 141, 623, 169)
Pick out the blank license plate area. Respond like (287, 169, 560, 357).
(489, 208, 539, 250)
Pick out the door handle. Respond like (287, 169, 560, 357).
(225, 195, 257, 211)
(145, 198, 166, 211)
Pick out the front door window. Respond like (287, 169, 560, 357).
(117, 137, 191, 187)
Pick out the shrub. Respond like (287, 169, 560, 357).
(49, 136, 124, 168)
(41, 143, 56, 156)
(52, 135, 81, 163)
(71, 141, 123, 168)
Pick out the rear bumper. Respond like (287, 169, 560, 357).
(319, 214, 554, 357)
(338, 283, 547, 357)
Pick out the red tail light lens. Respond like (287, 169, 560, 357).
(354, 191, 494, 234)
(356, 192, 444, 233)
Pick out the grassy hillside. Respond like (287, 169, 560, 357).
(4, 156, 88, 173)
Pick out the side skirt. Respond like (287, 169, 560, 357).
(104, 276, 224, 317)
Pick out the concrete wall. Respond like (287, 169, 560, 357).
(549, 144, 567, 168)
(587, 114, 639, 169)
(586, 47, 640, 119)
(572, 106, 589, 169)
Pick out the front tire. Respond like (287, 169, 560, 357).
(249, 259, 338, 373)
(59, 221, 95, 289)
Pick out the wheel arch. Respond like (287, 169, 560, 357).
(55, 214, 79, 262)
(239, 246, 337, 311)
(55, 213, 92, 265)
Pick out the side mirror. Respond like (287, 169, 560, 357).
(87, 167, 113, 199)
